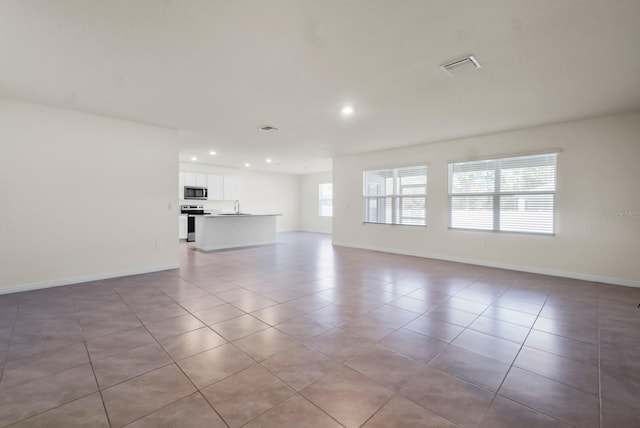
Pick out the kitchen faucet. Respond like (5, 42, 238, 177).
(234, 200, 240, 214)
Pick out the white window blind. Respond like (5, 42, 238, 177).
(363, 166, 427, 226)
(319, 183, 333, 217)
(449, 153, 557, 234)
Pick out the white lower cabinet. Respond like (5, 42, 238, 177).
(179, 215, 188, 240)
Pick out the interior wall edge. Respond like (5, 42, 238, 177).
(332, 240, 640, 289)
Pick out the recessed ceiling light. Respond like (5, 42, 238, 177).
(191, 156, 198, 161)
(341, 105, 354, 116)
(244, 163, 251, 167)
(209, 151, 217, 156)
(266, 158, 272, 163)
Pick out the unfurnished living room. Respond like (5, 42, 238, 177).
(1, 1, 639, 427)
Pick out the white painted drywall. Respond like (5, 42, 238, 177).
(299, 172, 332, 234)
(179, 163, 300, 232)
(0, 99, 179, 293)
(332, 112, 640, 286)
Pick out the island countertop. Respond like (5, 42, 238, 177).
(194, 214, 281, 251)
(202, 213, 282, 218)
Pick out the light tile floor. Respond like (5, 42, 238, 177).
(1, 232, 639, 427)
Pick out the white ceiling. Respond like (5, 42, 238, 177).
(1, 1, 639, 174)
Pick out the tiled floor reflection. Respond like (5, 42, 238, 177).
(1, 232, 640, 427)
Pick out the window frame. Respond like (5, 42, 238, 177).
(448, 152, 558, 235)
(362, 165, 428, 227)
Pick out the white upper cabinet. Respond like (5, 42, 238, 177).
(178, 172, 185, 199)
(207, 174, 224, 200)
(223, 176, 238, 200)
(183, 172, 208, 187)
(196, 174, 207, 187)
(183, 172, 197, 187)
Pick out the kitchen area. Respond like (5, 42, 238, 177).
(178, 171, 237, 242)
(178, 170, 282, 250)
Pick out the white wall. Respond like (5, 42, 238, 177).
(299, 172, 332, 234)
(0, 99, 179, 293)
(179, 163, 301, 232)
(333, 112, 640, 287)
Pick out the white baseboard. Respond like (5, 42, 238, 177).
(332, 241, 640, 288)
(0, 264, 180, 296)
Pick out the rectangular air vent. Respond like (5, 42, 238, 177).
(441, 55, 481, 76)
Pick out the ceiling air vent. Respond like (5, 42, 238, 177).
(441, 55, 481, 76)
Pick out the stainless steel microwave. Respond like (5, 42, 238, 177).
(184, 186, 208, 200)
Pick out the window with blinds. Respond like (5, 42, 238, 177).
(448, 153, 557, 234)
(363, 166, 427, 226)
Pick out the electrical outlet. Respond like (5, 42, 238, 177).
(155, 240, 160, 250)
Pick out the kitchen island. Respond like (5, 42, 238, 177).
(194, 214, 281, 251)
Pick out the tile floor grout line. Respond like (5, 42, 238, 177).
(357, 392, 398, 428)
(272, 390, 345, 427)
(394, 386, 464, 427)
(210, 273, 350, 421)
(1, 337, 106, 426)
(108, 285, 227, 427)
(0, 298, 103, 427)
(1, 388, 103, 427)
(486, 393, 576, 427)
(70, 293, 114, 428)
(121, 390, 231, 428)
(481, 287, 559, 424)
(483, 284, 600, 425)
(82, 340, 114, 428)
(255, 326, 397, 427)
(119, 282, 237, 427)
(389, 327, 470, 426)
(500, 356, 599, 397)
(5, 293, 107, 425)
(223, 377, 295, 428)
(194, 390, 232, 428)
(490, 288, 545, 374)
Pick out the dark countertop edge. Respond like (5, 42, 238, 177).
(200, 214, 282, 218)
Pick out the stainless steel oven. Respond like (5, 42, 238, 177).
(180, 205, 210, 242)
